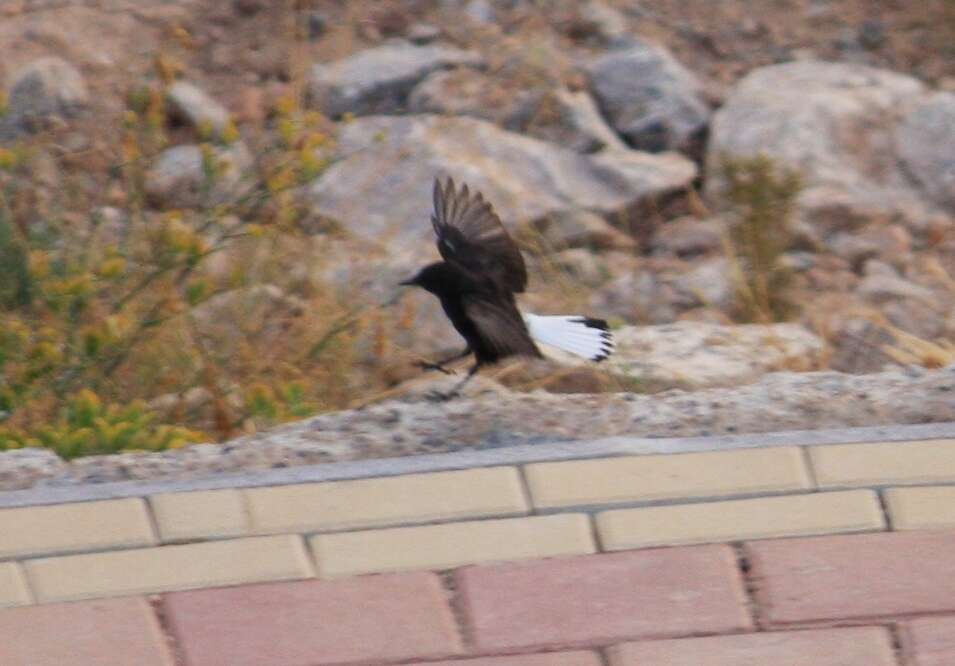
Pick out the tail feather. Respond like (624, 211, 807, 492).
(523, 314, 614, 362)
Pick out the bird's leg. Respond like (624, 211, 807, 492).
(415, 347, 472, 375)
(426, 363, 479, 402)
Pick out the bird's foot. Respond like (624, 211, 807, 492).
(425, 389, 460, 402)
(415, 360, 456, 375)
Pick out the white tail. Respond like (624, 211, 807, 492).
(523, 313, 614, 362)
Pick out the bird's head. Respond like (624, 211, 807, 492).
(399, 262, 447, 295)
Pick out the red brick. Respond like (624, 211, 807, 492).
(0, 597, 172, 666)
(748, 530, 955, 625)
(608, 627, 896, 666)
(421, 653, 601, 666)
(164, 573, 462, 666)
(903, 616, 955, 666)
(458, 546, 751, 652)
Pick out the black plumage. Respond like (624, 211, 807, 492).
(401, 177, 613, 397)
(402, 178, 541, 371)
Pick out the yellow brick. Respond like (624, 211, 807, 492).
(246, 467, 528, 533)
(810, 439, 955, 487)
(25, 535, 313, 603)
(884, 486, 955, 530)
(0, 499, 156, 559)
(597, 490, 884, 551)
(311, 514, 595, 577)
(0, 563, 31, 608)
(525, 447, 811, 509)
(150, 490, 247, 542)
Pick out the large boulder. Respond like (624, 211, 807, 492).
(306, 114, 697, 252)
(308, 40, 483, 118)
(706, 61, 954, 226)
(587, 42, 710, 153)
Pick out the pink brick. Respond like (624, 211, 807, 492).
(0, 597, 172, 666)
(164, 573, 462, 666)
(608, 627, 896, 666)
(421, 652, 601, 666)
(747, 530, 955, 624)
(903, 616, 955, 666)
(458, 546, 751, 652)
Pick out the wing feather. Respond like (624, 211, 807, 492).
(431, 177, 528, 293)
(464, 295, 540, 359)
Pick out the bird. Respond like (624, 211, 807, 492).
(400, 177, 614, 398)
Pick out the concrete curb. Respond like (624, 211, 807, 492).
(2, 421, 954, 509)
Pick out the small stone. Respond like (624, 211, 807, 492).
(525, 87, 627, 153)
(406, 23, 441, 44)
(1, 57, 88, 139)
(167, 81, 232, 137)
(145, 142, 252, 209)
(307, 12, 327, 40)
(651, 216, 725, 257)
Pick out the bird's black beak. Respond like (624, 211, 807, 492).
(399, 277, 416, 287)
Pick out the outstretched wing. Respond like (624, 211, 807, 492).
(431, 177, 528, 293)
(464, 295, 540, 361)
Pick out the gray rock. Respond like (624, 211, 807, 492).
(606, 321, 826, 390)
(407, 23, 441, 44)
(896, 92, 955, 211)
(306, 114, 696, 251)
(669, 257, 733, 310)
(829, 224, 912, 269)
(167, 81, 232, 137)
(308, 40, 484, 118)
(521, 208, 636, 252)
(525, 87, 628, 153)
(464, 0, 495, 24)
(587, 41, 710, 152)
(651, 215, 725, 256)
(1, 57, 88, 140)
(407, 68, 542, 129)
(0, 447, 66, 491)
(706, 61, 953, 228)
(857, 272, 936, 305)
(145, 142, 252, 209)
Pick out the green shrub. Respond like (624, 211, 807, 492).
(719, 154, 803, 323)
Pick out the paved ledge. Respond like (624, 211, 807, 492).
(1, 423, 955, 664)
(3, 421, 954, 509)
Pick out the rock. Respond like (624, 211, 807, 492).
(896, 92, 955, 211)
(407, 23, 441, 44)
(544, 248, 606, 286)
(857, 272, 936, 305)
(167, 81, 232, 137)
(576, 1, 630, 45)
(307, 12, 327, 40)
(591, 269, 674, 323)
(669, 257, 734, 310)
(306, 114, 696, 251)
(605, 321, 826, 390)
(520, 208, 636, 252)
(144, 142, 252, 209)
(308, 40, 484, 118)
(651, 215, 725, 257)
(0, 57, 88, 140)
(587, 41, 710, 152)
(408, 68, 541, 130)
(0, 447, 66, 491)
(829, 224, 912, 270)
(524, 87, 628, 153)
(706, 61, 954, 229)
(464, 0, 495, 24)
